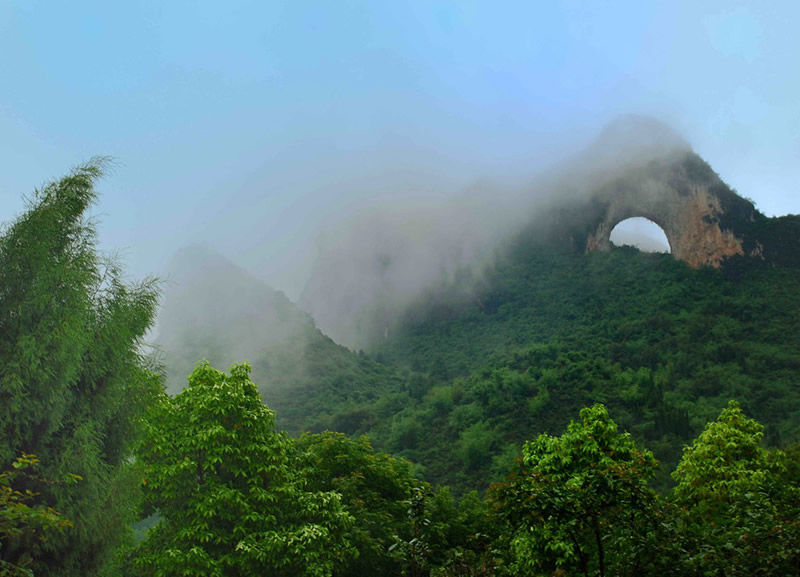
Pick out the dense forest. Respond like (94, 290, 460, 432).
(2, 159, 800, 576)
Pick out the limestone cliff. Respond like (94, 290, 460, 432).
(542, 118, 798, 269)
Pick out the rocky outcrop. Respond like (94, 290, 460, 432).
(586, 179, 750, 268)
(579, 152, 762, 268)
(530, 116, 783, 269)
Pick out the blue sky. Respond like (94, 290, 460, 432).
(1, 0, 798, 297)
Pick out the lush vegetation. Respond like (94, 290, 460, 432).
(156, 231, 800, 497)
(0, 161, 160, 576)
(490, 400, 800, 576)
(305, 237, 800, 494)
(2, 161, 800, 574)
(129, 361, 355, 577)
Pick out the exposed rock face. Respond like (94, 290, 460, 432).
(553, 117, 764, 268)
(584, 166, 755, 268)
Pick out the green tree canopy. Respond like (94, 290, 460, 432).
(0, 160, 161, 576)
(298, 432, 420, 577)
(671, 400, 800, 575)
(492, 404, 673, 577)
(0, 454, 74, 577)
(298, 433, 496, 577)
(131, 361, 356, 577)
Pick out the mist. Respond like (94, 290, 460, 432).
(298, 185, 521, 347)
(155, 113, 694, 361)
(152, 112, 689, 393)
(3, 1, 800, 306)
(2, 1, 798, 357)
(295, 114, 689, 348)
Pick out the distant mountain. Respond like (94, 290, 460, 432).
(155, 118, 800, 496)
(298, 116, 800, 355)
(295, 117, 800, 492)
(157, 244, 313, 391)
(156, 244, 403, 433)
(496, 116, 800, 273)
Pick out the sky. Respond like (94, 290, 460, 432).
(1, 0, 798, 299)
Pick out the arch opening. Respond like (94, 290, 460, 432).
(609, 217, 671, 253)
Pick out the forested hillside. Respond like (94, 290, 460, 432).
(363, 241, 800, 492)
(248, 146, 800, 495)
(153, 150, 800, 497)
(3, 158, 800, 576)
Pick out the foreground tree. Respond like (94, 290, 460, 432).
(299, 432, 420, 577)
(671, 400, 800, 575)
(0, 160, 161, 575)
(491, 404, 677, 577)
(0, 454, 74, 576)
(131, 362, 355, 577)
(299, 433, 499, 577)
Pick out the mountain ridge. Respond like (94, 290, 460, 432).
(155, 118, 800, 493)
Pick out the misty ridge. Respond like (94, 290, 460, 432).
(155, 244, 316, 393)
(299, 115, 688, 345)
(156, 115, 692, 387)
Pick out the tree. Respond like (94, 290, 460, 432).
(671, 400, 800, 575)
(0, 454, 74, 577)
(0, 160, 161, 575)
(299, 432, 499, 577)
(298, 432, 420, 577)
(491, 404, 676, 577)
(423, 488, 499, 577)
(131, 361, 355, 577)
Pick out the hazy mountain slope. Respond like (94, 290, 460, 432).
(156, 244, 404, 433)
(157, 244, 314, 389)
(346, 135, 800, 492)
(295, 115, 779, 352)
(154, 119, 800, 497)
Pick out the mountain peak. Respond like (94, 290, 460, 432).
(588, 115, 690, 164)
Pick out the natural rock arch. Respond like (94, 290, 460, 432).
(582, 154, 758, 268)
